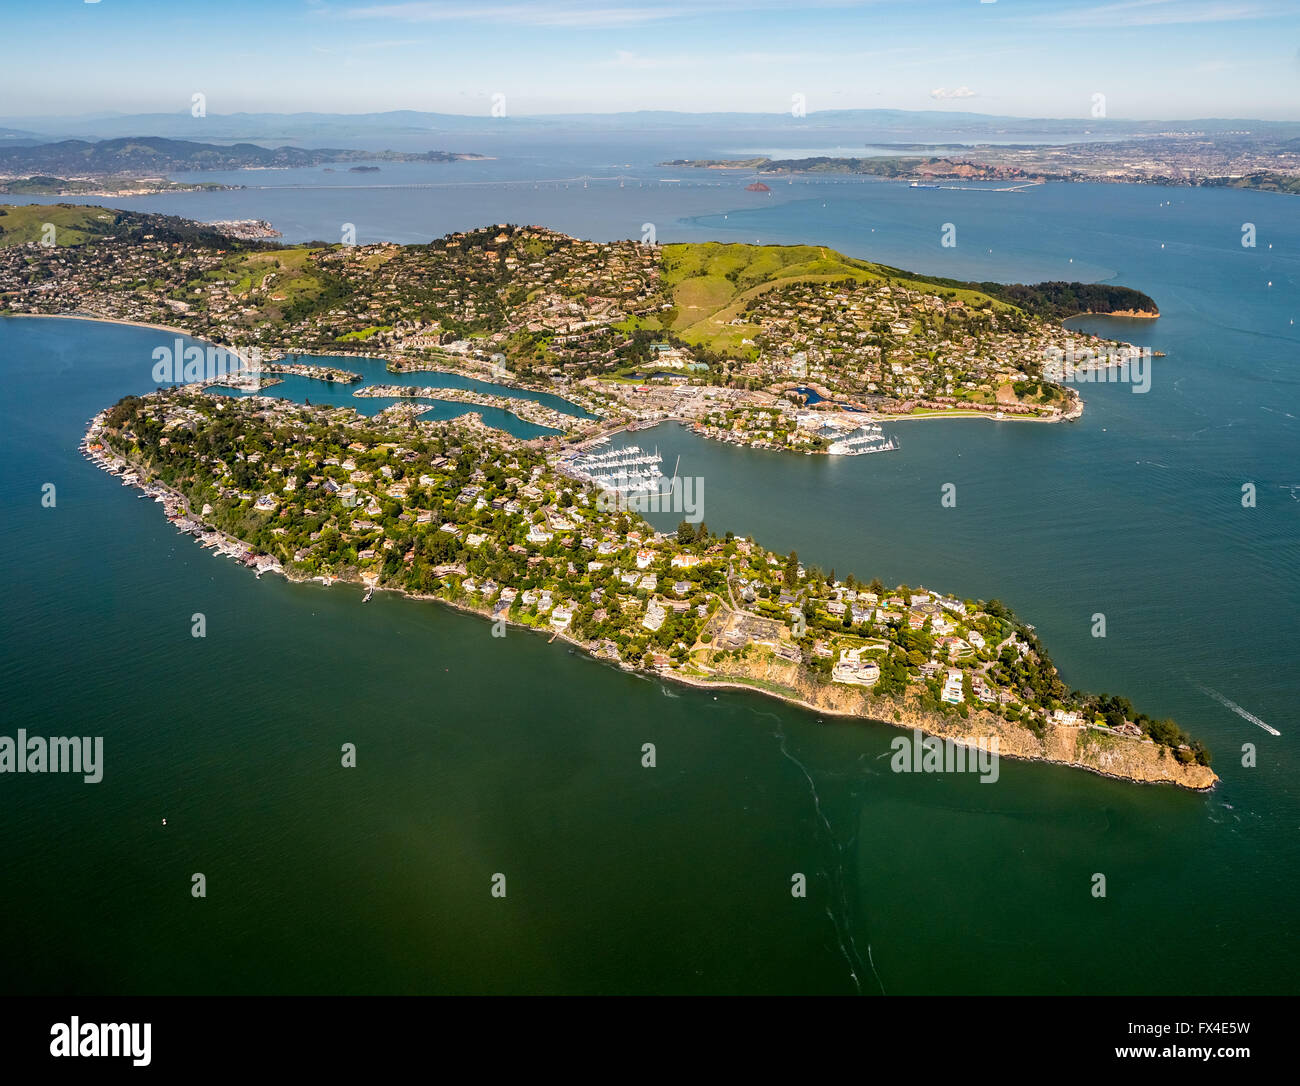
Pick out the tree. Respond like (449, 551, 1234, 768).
(677, 520, 695, 545)
(784, 550, 799, 589)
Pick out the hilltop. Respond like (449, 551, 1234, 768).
(0, 203, 235, 248)
(650, 241, 1021, 356)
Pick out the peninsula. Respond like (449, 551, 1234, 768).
(661, 130, 1300, 194)
(0, 205, 1161, 455)
(2, 203, 1214, 786)
(78, 387, 1214, 790)
(0, 137, 487, 197)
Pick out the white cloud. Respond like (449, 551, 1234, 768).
(341, 0, 877, 30)
(344, 2, 702, 28)
(930, 86, 977, 100)
(1036, 0, 1288, 29)
(599, 51, 692, 70)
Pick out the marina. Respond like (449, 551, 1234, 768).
(827, 422, 900, 456)
(560, 443, 670, 494)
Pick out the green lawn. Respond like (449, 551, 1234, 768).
(0, 203, 120, 247)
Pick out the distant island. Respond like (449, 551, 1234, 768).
(661, 132, 1300, 193)
(0, 136, 486, 196)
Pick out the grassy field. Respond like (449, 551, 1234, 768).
(661, 241, 1015, 355)
(0, 203, 120, 247)
(198, 247, 326, 305)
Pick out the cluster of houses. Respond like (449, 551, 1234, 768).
(733, 277, 1109, 412)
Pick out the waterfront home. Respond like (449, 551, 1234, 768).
(941, 669, 965, 704)
(642, 600, 667, 632)
(832, 648, 880, 687)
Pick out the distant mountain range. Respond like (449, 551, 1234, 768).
(0, 137, 482, 177)
(3, 109, 1298, 147)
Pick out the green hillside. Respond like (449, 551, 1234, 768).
(658, 241, 1011, 352)
(0, 204, 121, 247)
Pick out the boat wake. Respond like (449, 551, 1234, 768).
(1196, 684, 1280, 736)
(774, 722, 880, 995)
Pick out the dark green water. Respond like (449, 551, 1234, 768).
(1, 180, 1297, 994)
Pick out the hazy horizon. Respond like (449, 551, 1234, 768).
(2, 0, 1297, 123)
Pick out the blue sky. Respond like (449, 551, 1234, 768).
(4, 0, 1298, 119)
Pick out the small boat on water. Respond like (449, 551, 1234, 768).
(362, 587, 374, 602)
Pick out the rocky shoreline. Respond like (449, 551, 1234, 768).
(91, 420, 1211, 793)
(293, 566, 1218, 792)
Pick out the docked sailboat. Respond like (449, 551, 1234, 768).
(827, 424, 899, 456)
(563, 443, 669, 494)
